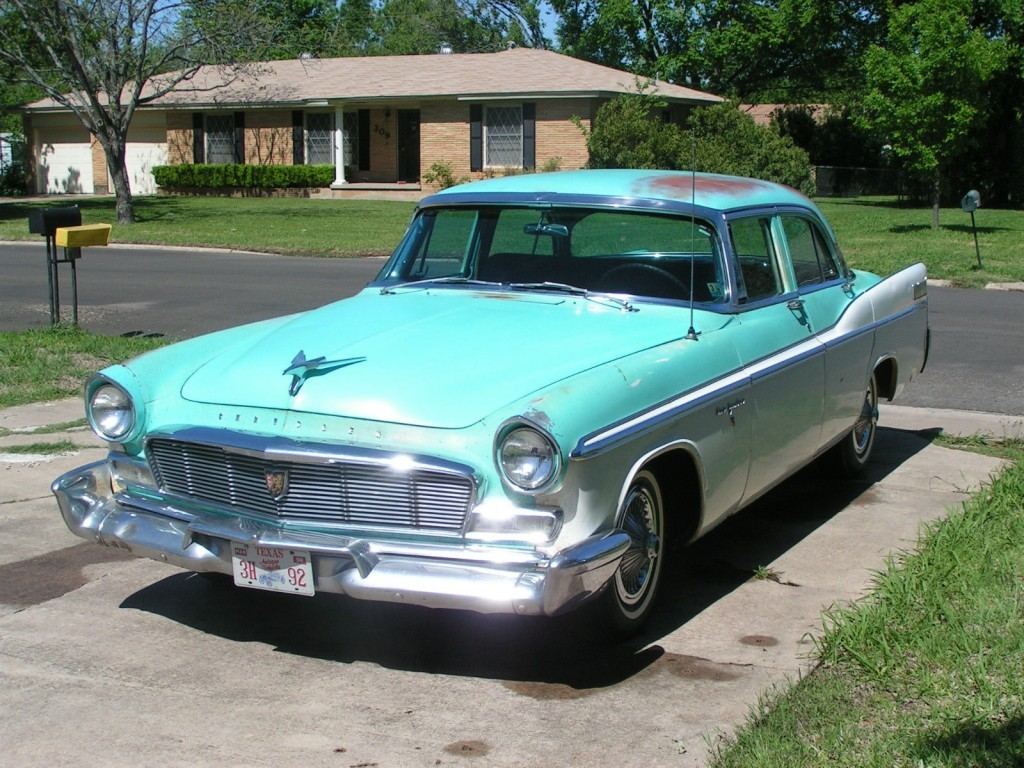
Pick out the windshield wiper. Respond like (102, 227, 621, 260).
(508, 281, 637, 312)
(380, 276, 506, 294)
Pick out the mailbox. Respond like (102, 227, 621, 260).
(27, 205, 82, 236)
(56, 224, 112, 249)
(27, 206, 109, 327)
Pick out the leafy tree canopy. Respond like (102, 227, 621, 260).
(858, 0, 1010, 223)
(550, 0, 887, 101)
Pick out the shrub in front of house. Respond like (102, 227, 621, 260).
(687, 102, 815, 196)
(152, 164, 336, 190)
(584, 95, 814, 195)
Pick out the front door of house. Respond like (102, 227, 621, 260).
(397, 110, 420, 183)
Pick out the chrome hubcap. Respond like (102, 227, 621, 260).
(617, 485, 661, 604)
(852, 378, 878, 456)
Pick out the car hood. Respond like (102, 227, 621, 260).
(180, 289, 690, 429)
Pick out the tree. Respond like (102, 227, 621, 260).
(550, 0, 886, 101)
(859, 0, 1009, 227)
(369, 0, 545, 55)
(0, 0, 270, 222)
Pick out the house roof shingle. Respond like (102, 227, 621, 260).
(25, 48, 721, 111)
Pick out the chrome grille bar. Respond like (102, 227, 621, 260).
(146, 437, 474, 533)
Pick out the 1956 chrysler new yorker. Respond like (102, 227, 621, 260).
(53, 169, 929, 632)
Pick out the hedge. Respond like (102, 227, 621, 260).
(152, 164, 336, 189)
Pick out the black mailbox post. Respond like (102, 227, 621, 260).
(28, 206, 82, 326)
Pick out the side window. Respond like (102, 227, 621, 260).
(488, 208, 553, 256)
(729, 217, 784, 302)
(782, 216, 841, 286)
(405, 209, 477, 278)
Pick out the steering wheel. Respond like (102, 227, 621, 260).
(597, 263, 690, 298)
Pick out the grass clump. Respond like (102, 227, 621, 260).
(0, 326, 166, 408)
(2, 440, 78, 455)
(711, 451, 1024, 768)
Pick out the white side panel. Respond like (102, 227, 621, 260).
(36, 129, 94, 194)
(123, 112, 168, 195)
(124, 141, 168, 195)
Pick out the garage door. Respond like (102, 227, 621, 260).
(123, 112, 168, 195)
(36, 127, 93, 194)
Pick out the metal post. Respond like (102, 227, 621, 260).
(44, 234, 56, 325)
(970, 210, 983, 269)
(69, 249, 79, 326)
(50, 236, 61, 325)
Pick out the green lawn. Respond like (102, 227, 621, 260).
(711, 437, 1024, 768)
(0, 327, 167, 408)
(818, 198, 1024, 288)
(0, 194, 1020, 285)
(0, 196, 415, 258)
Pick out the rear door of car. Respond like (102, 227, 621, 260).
(773, 212, 874, 450)
(725, 213, 826, 503)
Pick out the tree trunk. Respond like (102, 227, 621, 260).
(931, 169, 941, 230)
(103, 139, 135, 224)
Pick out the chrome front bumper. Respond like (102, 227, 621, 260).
(52, 461, 629, 616)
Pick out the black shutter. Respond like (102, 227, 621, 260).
(192, 113, 204, 163)
(469, 104, 482, 172)
(292, 111, 304, 165)
(522, 102, 536, 170)
(233, 111, 245, 163)
(358, 109, 370, 171)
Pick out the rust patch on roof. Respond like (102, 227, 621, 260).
(639, 174, 768, 200)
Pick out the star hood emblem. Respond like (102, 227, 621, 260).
(283, 350, 367, 396)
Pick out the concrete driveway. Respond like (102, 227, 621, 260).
(0, 400, 1010, 767)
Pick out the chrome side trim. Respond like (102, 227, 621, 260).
(572, 302, 926, 459)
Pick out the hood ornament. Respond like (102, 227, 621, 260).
(284, 350, 367, 396)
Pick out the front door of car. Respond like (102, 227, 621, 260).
(727, 214, 826, 504)
(775, 214, 873, 450)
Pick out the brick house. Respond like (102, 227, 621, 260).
(22, 47, 720, 197)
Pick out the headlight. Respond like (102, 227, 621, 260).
(497, 425, 560, 491)
(87, 382, 135, 441)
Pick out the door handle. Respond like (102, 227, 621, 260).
(786, 299, 805, 311)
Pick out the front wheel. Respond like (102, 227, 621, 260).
(833, 371, 879, 476)
(597, 470, 665, 635)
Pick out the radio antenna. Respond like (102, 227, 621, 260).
(685, 131, 699, 341)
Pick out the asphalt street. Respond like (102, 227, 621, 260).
(1, 241, 1022, 415)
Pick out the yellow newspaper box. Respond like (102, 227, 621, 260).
(55, 223, 112, 248)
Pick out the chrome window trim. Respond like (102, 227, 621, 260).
(373, 200, 736, 310)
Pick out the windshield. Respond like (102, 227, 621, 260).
(377, 206, 726, 304)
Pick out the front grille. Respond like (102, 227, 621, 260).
(146, 438, 474, 533)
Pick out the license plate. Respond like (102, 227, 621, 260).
(231, 543, 314, 596)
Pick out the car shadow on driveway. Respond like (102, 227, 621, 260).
(120, 426, 937, 690)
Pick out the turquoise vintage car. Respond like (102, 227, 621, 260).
(53, 169, 929, 633)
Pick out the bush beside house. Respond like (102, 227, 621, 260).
(584, 95, 815, 195)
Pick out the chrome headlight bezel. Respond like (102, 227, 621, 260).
(85, 376, 138, 443)
(494, 419, 562, 494)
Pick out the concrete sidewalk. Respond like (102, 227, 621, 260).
(0, 399, 1014, 768)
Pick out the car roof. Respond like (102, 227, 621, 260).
(424, 168, 816, 214)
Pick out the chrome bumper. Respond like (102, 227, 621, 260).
(52, 461, 629, 616)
